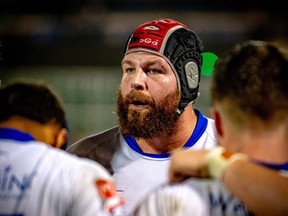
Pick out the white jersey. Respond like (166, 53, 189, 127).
(111, 110, 217, 214)
(134, 162, 288, 216)
(0, 128, 125, 216)
(133, 179, 250, 216)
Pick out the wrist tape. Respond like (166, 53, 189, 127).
(206, 146, 248, 179)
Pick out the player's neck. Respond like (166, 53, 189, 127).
(227, 123, 288, 164)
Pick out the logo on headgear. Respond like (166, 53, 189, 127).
(124, 18, 204, 114)
(139, 38, 159, 46)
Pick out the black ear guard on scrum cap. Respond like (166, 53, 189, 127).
(123, 18, 204, 114)
(163, 28, 204, 112)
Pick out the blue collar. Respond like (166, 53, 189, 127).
(0, 128, 35, 142)
(252, 159, 288, 171)
(124, 109, 208, 158)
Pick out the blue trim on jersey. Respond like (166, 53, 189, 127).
(252, 159, 288, 171)
(124, 109, 208, 158)
(183, 110, 207, 148)
(124, 135, 167, 158)
(0, 128, 35, 142)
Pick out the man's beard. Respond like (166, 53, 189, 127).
(117, 88, 181, 138)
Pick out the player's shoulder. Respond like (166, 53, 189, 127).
(65, 126, 121, 174)
(67, 125, 120, 152)
(196, 109, 215, 136)
(135, 179, 249, 216)
(50, 146, 111, 177)
(184, 179, 250, 215)
(196, 111, 217, 148)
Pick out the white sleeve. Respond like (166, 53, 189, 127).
(61, 158, 126, 216)
(133, 179, 250, 216)
(133, 181, 208, 216)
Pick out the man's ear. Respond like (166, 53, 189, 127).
(55, 128, 68, 149)
(211, 108, 224, 138)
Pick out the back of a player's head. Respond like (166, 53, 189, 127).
(211, 40, 288, 126)
(0, 80, 67, 129)
(124, 18, 204, 113)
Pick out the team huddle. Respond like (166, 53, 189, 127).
(1, 18, 288, 216)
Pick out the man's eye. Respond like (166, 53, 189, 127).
(146, 68, 161, 75)
(125, 68, 134, 74)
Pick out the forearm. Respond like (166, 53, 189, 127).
(169, 147, 288, 216)
(223, 160, 288, 216)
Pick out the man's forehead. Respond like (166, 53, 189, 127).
(122, 51, 166, 64)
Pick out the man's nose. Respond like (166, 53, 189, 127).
(130, 69, 147, 90)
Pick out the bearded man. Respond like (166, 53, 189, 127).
(67, 18, 217, 215)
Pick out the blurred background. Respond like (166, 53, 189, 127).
(1, 0, 287, 146)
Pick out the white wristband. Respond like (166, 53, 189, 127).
(206, 146, 248, 179)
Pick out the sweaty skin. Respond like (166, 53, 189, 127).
(121, 52, 177, 102)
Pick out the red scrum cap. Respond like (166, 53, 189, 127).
(124, 18, 204, 113)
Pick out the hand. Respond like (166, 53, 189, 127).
(168, 149, 210, 183)
(168, 147, 248, 183)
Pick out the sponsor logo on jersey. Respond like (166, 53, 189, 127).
(95, 179, 126, 214)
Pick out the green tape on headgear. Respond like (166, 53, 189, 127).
(202, 52, 218, 76)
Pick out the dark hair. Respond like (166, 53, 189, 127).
(211, 40, 288, 122)
(0, 80, 67, 129)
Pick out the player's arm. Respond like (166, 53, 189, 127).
(168, 147, 288, 216)
(168, 149, 210, 182)
(67, 161, 125, 216)
(223, 159, 288, 216)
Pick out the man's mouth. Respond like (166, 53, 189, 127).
(129, 100, 149, 109)
(132, 100, 146, 106)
